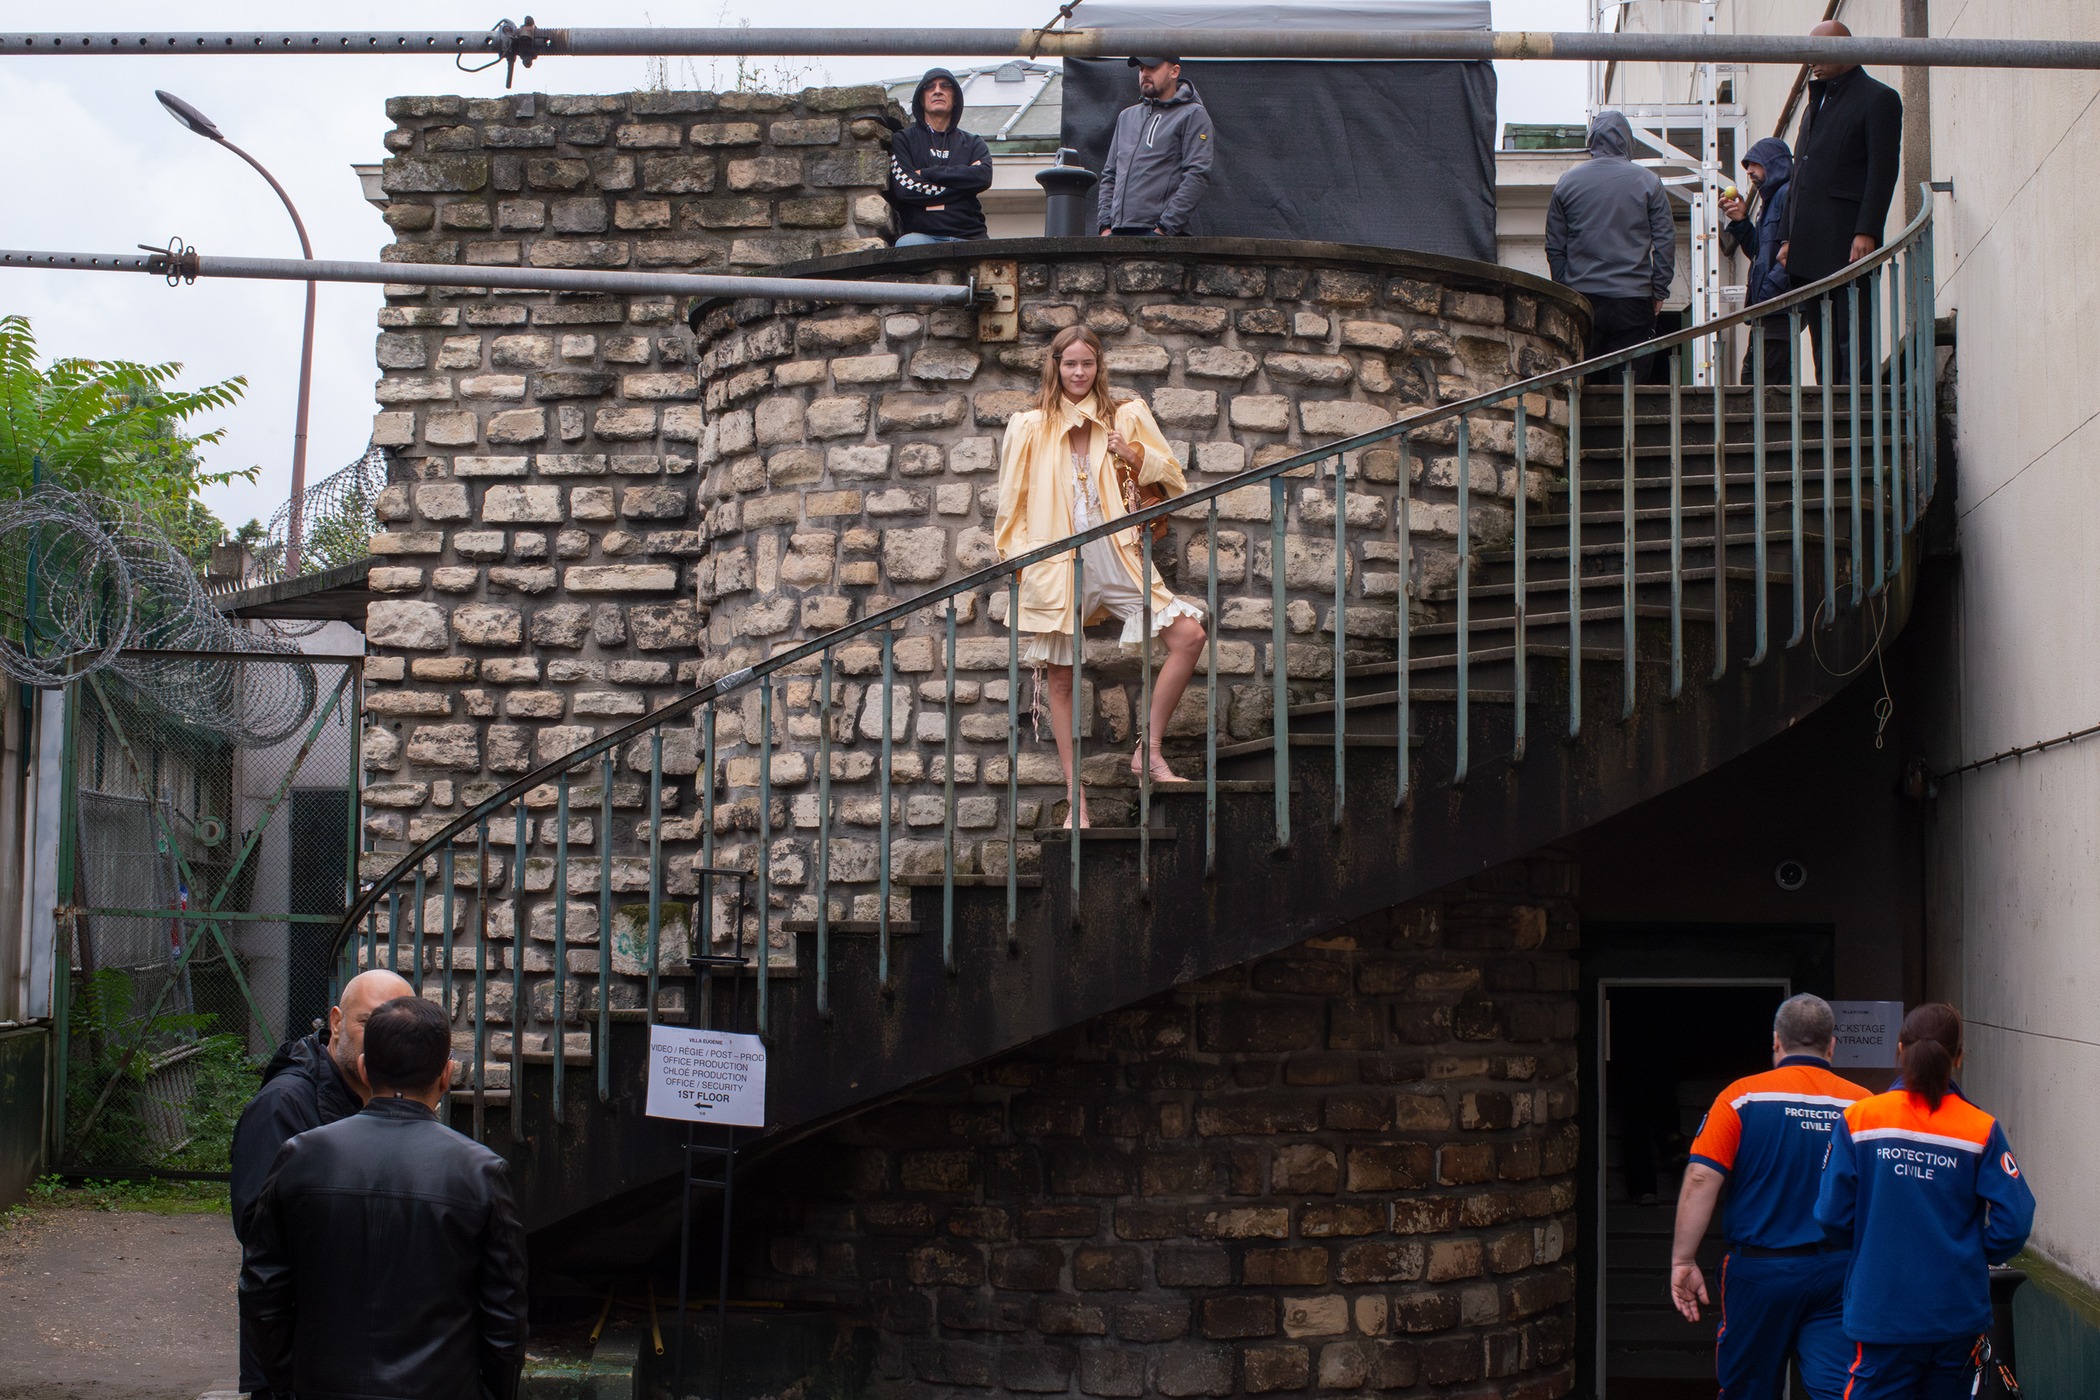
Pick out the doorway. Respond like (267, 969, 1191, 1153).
(1596, 978, 1790, 1400)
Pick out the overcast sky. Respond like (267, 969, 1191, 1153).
(0, 1, 1587, 533)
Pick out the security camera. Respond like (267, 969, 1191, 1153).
(1774, 860, 1808, 892)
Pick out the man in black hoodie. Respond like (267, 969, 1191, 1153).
(889, 69, 993, 244)
(229, 967, 411, 1397)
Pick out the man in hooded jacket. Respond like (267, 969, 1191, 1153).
(1545, 111, 1676, 378)
(1723, 136, 1797, 384)
(1096, 57, 1214, 237)
(888, 68, 993, 244)
(229, 967, 411, 1397)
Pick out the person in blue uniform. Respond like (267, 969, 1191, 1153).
(1816, 1003, 2035, 1400)
(1671, 993, 1872, 1399)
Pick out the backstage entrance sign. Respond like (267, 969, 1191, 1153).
(645, 1025, 767, 1126)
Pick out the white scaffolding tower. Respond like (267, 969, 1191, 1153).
(1588, 0, 1750, 384)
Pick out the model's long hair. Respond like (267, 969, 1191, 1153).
(1035, 324, 1117, 421)
(1898, 1002, 1963, 1111)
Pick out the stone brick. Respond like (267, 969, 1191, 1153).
(1073, 1246, 1144, 1291)
(1243, 1247, 1330, 1287)
(367, 601, 449, 650)
(1153, 1344, 1234, 1398)
(1200, 1295, 1277, 1340)
(1337, 1239, 1426, 1284)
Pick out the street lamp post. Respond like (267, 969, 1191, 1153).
(156, 89, 316, 575)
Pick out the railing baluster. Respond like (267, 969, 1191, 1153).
(1332, 452, 1346, 823)
(647, 732, 663, 1024)
(1668, 357, 1683, 700)
(1069, 550, 1083, 918)
(1711, 333, 1727, 681)
(1821, 295, 1837, 627)
(701, 707, 715, 956)
(1750, 320, 1769, 666)
(1789, 307, 1806, 648)
(1566, 385, 1581, 738)
(509, 802, 524, 1142)
(411, 866, 426, 988)
(1396, 438, 1411, 803)
(440, 845, 454, 1119)
(757, 676, 772, 1034)
(1140, 518, 1154, 892)
(817, 652, 833, 1016)
(879, 628, 895, 977)
(1620, 368, 1636, 720)
(473, 817, 488, 1141)
(1513, 401, 1527, 763)
(1005, 579, 1019, 938)
(1898, 251, 1915, 558)
(1269, 474, 1290, 849)
(387, 888, 400, 977)
(1455, 417, 1472, 784)
(1204, 501, 1219, 871)
(1869, 266, 1887, 593)
(1848, 282, 1864, 607)
(597, 751, 613, 1100)
(942, 601, 959, 964)
(1922, 228, 1939, 502)
(554, 771, 568, 1123)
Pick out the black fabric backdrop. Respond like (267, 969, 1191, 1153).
(1061, 58, 1498, 262)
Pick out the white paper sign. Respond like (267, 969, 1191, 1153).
(1829, 1000, 1904, 1068)
(645, 1024, 767, 1126)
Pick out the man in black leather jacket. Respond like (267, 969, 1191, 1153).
(230, 967, 410, 1400)
(241, 995, 529, 1400)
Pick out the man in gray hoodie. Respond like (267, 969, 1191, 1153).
(1545, 111, 1676, 374)
(1096, 57, 1214, 237)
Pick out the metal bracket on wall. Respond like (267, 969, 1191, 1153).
(975, 261, 1018, 343)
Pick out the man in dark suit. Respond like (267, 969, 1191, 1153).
(241, 995, 530, 1400)
(1779, 19, 1903, 383)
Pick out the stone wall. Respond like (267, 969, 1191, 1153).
(357, 84, 899, 918)
(684, 240, 1581, 944)
(356, 85, 1585, 994)
(742, 857, 1581, 1399)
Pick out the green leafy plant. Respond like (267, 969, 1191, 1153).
(64, 967, 260, 1173)
(0, 312, 252, 525)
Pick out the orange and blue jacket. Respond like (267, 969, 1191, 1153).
(1814, 1083, 2035, 1343)
(1688, 1055, 1872, 1248)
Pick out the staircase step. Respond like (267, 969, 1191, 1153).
(780, 919, 925, 935)
(1287, 689, 1514, 721)
(1409, 604, 1714, 640)
(1036, 826, 1179, 843)
(1347, 643, 1667, 678)
(1466, 564, 1789, 600)
(1480, 528, 1830, 564)
(1212, 732, 1427, 760)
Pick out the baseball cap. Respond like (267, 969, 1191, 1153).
(1127, 56, 1180, 67)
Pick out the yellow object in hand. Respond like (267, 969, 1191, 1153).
(1722, 185, 1741, 202)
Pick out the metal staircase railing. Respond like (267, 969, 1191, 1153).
(334, 193, 1938, 1142)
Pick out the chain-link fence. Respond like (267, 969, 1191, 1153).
(57, 653, 361, 1174)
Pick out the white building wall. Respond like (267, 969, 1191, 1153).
(1929, 0, 2100, 1287)
(1607, 0, 2100, 1287)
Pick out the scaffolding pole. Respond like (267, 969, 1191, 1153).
(2, 26, 2100, 69)
(0, 245, 981, 308)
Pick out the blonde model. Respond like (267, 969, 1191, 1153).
(994, 324, 1208, 827)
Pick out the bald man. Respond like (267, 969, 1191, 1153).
(1780, 20, 1902, 383)
(231, 968, 414, 1399)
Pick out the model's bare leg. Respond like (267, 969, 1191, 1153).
(1131, 615, 1207, 782)
(1045, 661, 1090, 827)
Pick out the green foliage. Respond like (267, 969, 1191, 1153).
(13, 1173, 229, 1217)
(297, 483, 381, 572)
(64, 967, 261, 1174)
(0, 312, 253, 524)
